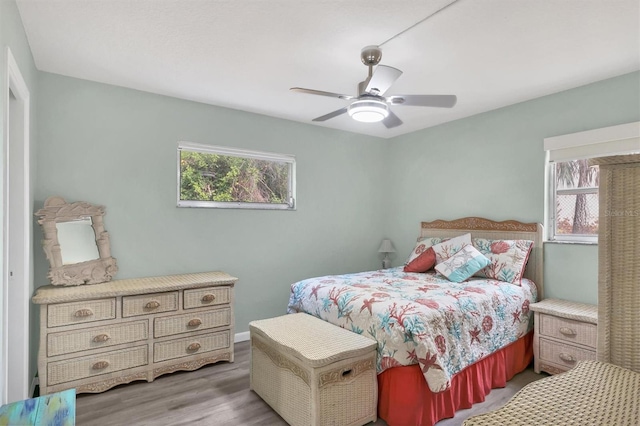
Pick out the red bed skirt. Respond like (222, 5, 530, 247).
(378, 331, 533, 426)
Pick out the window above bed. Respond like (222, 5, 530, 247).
(177, 142, 296, 210)
(544, 122, 640, 243)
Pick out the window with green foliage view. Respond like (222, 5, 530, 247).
(178, 142, 295, 210)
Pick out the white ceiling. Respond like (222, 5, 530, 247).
(16, 0, 640, 139)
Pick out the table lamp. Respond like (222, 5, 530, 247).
(378, 239, 396, 269)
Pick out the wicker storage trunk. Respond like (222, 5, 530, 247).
(249, 313, 378, 426)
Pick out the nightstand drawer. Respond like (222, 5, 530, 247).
(539, 314, 596, 348)
(122, 292, 178, 317)
(539, 338, 596, 369)
(153, 330, 230, 362)
(154, 307, 231, 338)
(184, 286, 230, 309)
(48, 299, 116, 328)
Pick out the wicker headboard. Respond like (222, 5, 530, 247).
(420, 217, 544, 299)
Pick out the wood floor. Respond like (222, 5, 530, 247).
(76, 341, 544, 425)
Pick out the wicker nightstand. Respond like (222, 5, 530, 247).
(531, 298, 598, 375)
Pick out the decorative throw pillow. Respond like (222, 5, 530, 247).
(431, 233, 472, 264)
(472, 238, 534, 284)
(404, 237, 443, 272)
(434, 244, 491, 283)
(404, 237, 443, 265)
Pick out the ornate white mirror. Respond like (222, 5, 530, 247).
(36, 196, 118, 286)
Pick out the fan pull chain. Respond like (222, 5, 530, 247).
(379, 0, 461, 48)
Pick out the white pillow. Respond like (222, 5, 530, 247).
(472, 238, 534, 284)
(431, 233, 472, 264)
(435, 244, 491, 283)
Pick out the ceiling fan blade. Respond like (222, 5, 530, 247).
(365, 65, 403, 96)
(387, 95, 457, 108)
(382, 110, 403, 129)
(290, 87, 354, 100)
(312, 107, 349, 122)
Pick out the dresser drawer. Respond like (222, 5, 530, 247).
(47, 345, 148, 386)
(154, 330, 230, 362)
(47, 320, 149, 357)
(122, 292, 178, 317)
(539, 314, 597, 348)
(48, 299, 116, 328)
(154, 307, 231, 338)
(539, 338, 596, 369)
(184, 286, 231, 309)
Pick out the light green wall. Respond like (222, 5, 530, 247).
(385, 71, 640, 305)
(1, 0, 40, 393)
(543, 243, 599, 302)
(35, 72, 388, 334)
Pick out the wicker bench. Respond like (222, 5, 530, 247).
(249, 313, 378, 426)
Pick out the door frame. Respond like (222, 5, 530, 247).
(2, 47, 31, 404)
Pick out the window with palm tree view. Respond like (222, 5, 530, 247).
(178, 142, 295, 210)
(552, 159, 599, 241)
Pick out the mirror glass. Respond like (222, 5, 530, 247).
(56, 217, 100, 265)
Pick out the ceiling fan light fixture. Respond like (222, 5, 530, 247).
(347, 99, 389, 123)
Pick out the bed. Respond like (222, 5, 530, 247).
(287, 217, 544, 426)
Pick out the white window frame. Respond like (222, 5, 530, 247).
(544, 121, 640, 243)
(177, 142, 296, 210)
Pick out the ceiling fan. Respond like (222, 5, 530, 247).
(290, 46, 457, 129)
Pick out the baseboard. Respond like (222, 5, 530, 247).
(30, 376, 39, 398)
(234, 331, 250, 343)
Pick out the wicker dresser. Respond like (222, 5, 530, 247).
(32, 271, 237, 395)
(531, 298, 598, 375)
(591, 154, 640, 373)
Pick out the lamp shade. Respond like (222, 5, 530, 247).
(378, 239, 396, 253)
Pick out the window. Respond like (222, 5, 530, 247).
(178, 142, 296, 210)
(544, 122, 640, 243)
(550, 160, 599, 241)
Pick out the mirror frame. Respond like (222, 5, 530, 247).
(36, 196, 118, 286)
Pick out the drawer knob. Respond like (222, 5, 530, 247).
(93, 334, 111, 343)
(92, 360, 110, 370)
(74, 308, 94, 318)
(559, 352, 577, 363)
(201, 294, 216, 303)
(188, 318, 202, 327)
(145, 300, 161, 309)
(559, 327, 576, 336)
(187, 342, 201, 352)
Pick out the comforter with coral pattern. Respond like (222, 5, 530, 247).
(287, 267, 537, 393)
